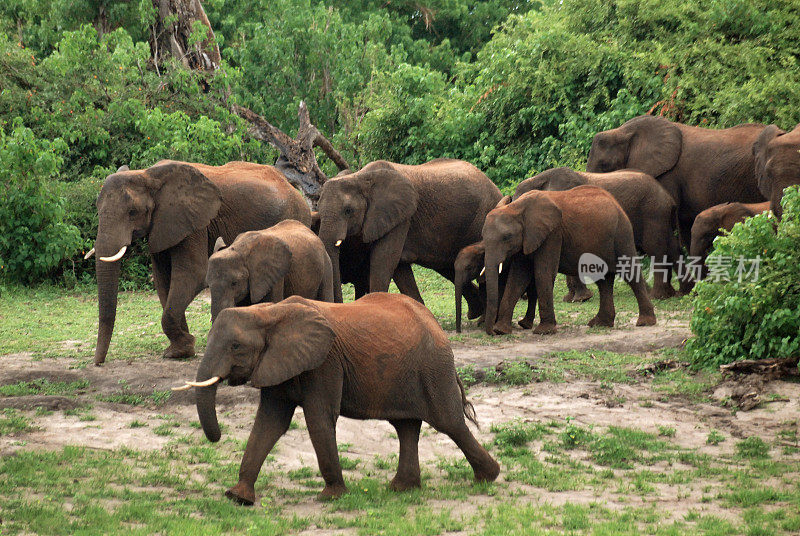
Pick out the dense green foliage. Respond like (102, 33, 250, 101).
(1, 0, 800, 286)
(687, 187, 800, 368)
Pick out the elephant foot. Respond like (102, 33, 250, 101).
(532, 322, 557, 335)
(390, 475, 421, 492)
(225, 482, 256, 506)
(491, 322, 514, 335)
(317, 483, 348, 501)
(466, 304, 484, 320)
(473, 459, 501, 483)
(676, 283, 695, 296)
(163, 337, 196, 360)
(636, 315, 657, 326)
(650, 285, 676, 300)
(587, 315, 614, 328)
(517, 316, 535, 330)
(562, 292, 575, 303)
(570, 288, 594, 302)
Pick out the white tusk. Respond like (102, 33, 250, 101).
(186, 376, 220, 387)
(99, 246, 127, 262)
(171, 383, 193, 391)
(499, 262, 503, 273)
(84, 248, 95, 260)
(335, 240, 342, 247)
(480, 266, 486, 276)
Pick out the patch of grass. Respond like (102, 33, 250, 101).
(736, 437, 770, 459)
(491, 419, 550, 452)
(652, 368, 721, 401)
(542, 350, 655, 383)
(0, 378, 90, 396)
(96, 381, 171, 407)
(288, 467, 317, 481)
(153, 421, 180, 436)
(658, 426, 677, 438)
(129, 420, 147, 428)
(707, 430, 725, 445)
(0, 408, 33, 435)
(339, 456, 359, 470)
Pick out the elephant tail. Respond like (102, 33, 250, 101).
(456, 374, 479, 429)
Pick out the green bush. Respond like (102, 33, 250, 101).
(687, 187, 800, 368)
(0, 119, 82, 284)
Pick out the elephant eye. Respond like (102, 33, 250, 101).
(128, 208, 137, 217)
(231, 342, 240, 351)
(343, 206, 353, 216)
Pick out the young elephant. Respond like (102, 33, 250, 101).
(454, 242, 517, 332)
(690, 201, 770, 277)
(206, 220, 333, 320)
(482, 186, 656, 335)
(515, 167, 681, 299)
(185, 293, 500, 504)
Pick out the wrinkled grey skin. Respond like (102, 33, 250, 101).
(206, 220, 333, 321)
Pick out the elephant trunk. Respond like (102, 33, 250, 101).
(209, 290, 234, 323)
(195, 354, 223, 443)
(94, 257, 121, 366)
(454, 271, 465, 333)
(484, 256, 501, 336)
(326, 245, 343, 303)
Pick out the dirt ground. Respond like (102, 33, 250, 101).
(2, 317, 799, 531)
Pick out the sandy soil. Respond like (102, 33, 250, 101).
(2, 320, 799, 531)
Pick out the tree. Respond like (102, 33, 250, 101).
(147, 0, 221, 71)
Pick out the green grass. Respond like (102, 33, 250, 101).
(0, 378, 90, 396)
(0, 408, 34, 435)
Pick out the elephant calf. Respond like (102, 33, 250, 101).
(184, 293, 500, 504)
(515, 167, 681, 299)
(206, 220, 333, 320)
(454, 242, 515, 332)
(690, 201, 770, 277)
(482, 186, 656, 335)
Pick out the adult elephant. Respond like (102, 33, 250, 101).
(515, 167, 680, 299)
(317, 159, 502, 310)
(586, 115, 766, 277)
(753, 124, 800, 219)
(89, 160, 309, 365)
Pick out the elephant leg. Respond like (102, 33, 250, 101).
(226, 394, 296, 506)
(642, 222, 678, 299)
(393, 262, 424, 304)
(353, 278, 369, 300)
(517, 278, 537, 330)
(269, 278, 285, 303)
(429, 418, 499, 483)
(531, 238, 560, 335)
(162, 232, 207, 359)
(151, 251, 171, 308)
(564, 275, 593, 302)
(389, 419, 422, 491)
(436, 266, 483, 320)
(493, 256, 532, 335)
(588, 276, 615, 327)
(628, 273, 657, 327)
(368, 223, 410, 293)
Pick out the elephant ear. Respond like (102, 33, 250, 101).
(753, 125, 785, 196)
(625, 115, 682, 178)
(246, 238, 292, 303)
(146, 162, 222, 253)
(496, 194, 513, 206)
(361, 169, 419, 243)
(519, 193, 563, 255)
(251, 301, 335, 388)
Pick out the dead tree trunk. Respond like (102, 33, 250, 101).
(149, 0, 221, 71)
(232, 102, 350, 206)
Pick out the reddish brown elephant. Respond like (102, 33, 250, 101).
(482, 186, 656, 335)
(89, 160, 309, 365)
(184, 293, 500, 504)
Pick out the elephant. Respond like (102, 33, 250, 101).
(184, 293, 500, 504)
(90, 160, 309, 365)
(753, 123, 800, 219)
(316, 158, 502, 313)
(482, 186, 656, 335)
(515, 167, 681, 299)
(206, 220, 333, 321)
(586, 115, 766, 279)
(453, 242, 513, 332)
(689, 201, 770, 277)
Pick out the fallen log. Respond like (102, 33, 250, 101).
(720, 356, 799, 380)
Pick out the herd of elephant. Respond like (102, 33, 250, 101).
(83, 115, 799, 503)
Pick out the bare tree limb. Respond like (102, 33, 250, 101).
(232, 102, 349, 206)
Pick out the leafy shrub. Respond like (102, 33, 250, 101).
(0, 119, 82, 284)
(687, 187, 800, 368)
